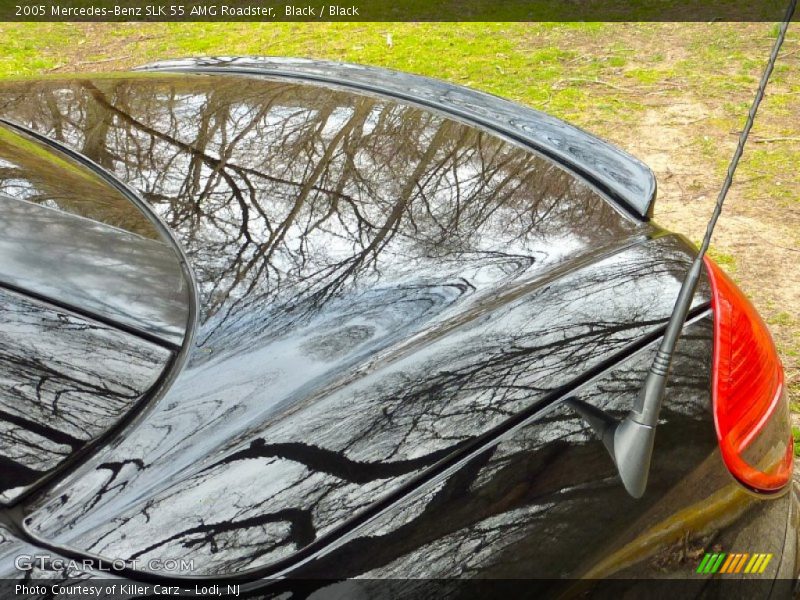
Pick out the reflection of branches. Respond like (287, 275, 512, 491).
(0, 408, 84, 450)
(298, 355, 710, 580)
(126, 508, 315, 561)
(0, 125, 157, 237)
(0, 456, 44, 495)
(78, 436, 469, 566)
(64, 264, 689, 570)
(202, 438, 466, 484)
(27, 243, 698, 572)
(1, 76, 680, 570)
(0, 291, 168, 501)
(0, 77, 639, 355)
(83, 459, 146, 512)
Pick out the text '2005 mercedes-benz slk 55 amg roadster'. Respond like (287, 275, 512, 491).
(0, 56, 797, 598)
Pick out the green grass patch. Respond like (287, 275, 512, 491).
(768, 311, 796, 327)
(707, 248, 738, 273)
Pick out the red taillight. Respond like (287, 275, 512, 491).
(705, 256, 793, 494)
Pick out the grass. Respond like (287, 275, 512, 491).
(0, 21, 797, 407)
(794, 427, 800, 457)
(707, 248, 738, 273)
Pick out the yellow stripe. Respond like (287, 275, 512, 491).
(752, 554, 766, 573)
(720, 554, 736, 573)
(758, 554, 773, 574)
(744, 554, 760, 573)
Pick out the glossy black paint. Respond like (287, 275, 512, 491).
(137, 57, 658, 220)
(22, 236, 709, 575)
(0, 122, 189, 505)
(0, 62, 794, 590)
(0, 287, 170, 504)
(0, 191, 187, 347)
(0, 122, 191, 347)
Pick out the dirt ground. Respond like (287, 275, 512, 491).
(612, 26, 799, 413)
(530, 23, 800, 413)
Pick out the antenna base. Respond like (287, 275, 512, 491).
(567, 399, 656, 499)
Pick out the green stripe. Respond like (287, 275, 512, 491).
(710, 553, 726, 574)
(709, 553, 722, 573)
(703, 554, 718, 573)
(697, 554, 712, 573)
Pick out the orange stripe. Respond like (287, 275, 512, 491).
(734, 553, 749, 573)
(732, 554, 744, 573)
(720, 554, 736, 573)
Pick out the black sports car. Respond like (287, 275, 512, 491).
(0, 58, 795, 597)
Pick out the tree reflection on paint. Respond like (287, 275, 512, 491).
(0, 76, 712, 577)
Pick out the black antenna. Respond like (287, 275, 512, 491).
(570, 2, 797, 498)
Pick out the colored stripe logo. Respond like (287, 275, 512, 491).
(697, 552, 773, 574)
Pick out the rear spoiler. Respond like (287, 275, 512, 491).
(136, 57, 657, 220)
